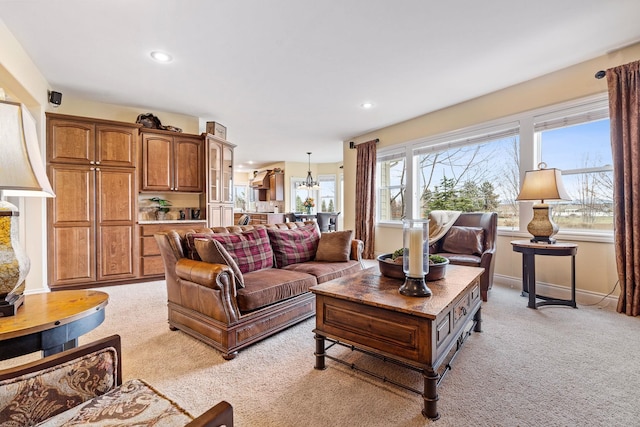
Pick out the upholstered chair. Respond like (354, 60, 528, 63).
(430, 212, 498, 301)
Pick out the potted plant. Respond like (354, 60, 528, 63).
(150, 197, 172, 220)
(377, 249, 449, 281)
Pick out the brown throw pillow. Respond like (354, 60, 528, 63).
(441, 226, 485, 256)
(194, 238, 245, 288)
(315, 230, 353, 262)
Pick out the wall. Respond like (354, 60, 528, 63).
(52, 96, 200, 134)
(343, 43, 640, 300)
(0, 20, 50, 294)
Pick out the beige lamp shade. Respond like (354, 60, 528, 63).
(516, 167, 570, 202)
(0, 100, 55, 198)
(0, 99, 55, 314)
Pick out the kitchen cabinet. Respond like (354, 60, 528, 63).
(238, 213, 285, 225)
(269, 172, 284, 202)
(139, 222, 206, 277)
(206, 134, 236, 227)
(140, 129, 204, 192)
(46, 114, 140, 289)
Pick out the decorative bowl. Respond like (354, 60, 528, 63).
(377, 253, 449, 281)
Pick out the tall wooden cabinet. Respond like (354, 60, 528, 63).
(206, 134, 236, 227)
(46, 114, 140, 289)
(139, 130, 203, 192)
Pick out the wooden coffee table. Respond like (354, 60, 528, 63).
(311, 265, 483, 419)
(0, 290, 109, 360)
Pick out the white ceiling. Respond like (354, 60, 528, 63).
(2, 0, 640, 170)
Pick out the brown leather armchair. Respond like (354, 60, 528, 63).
(430, 212, 497, 301)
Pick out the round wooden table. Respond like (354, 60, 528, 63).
(0, 290, 109, 360)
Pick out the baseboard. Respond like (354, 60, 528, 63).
(493, 274, 619, 308)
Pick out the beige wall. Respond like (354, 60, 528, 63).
(343, 42, 640, 300)
(0, 21, 51, 294)
(51, 96, 200, 134)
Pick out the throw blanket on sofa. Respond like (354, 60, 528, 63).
(428, 210, 461, 244)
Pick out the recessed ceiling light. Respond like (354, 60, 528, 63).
(360, 102, 374, 109)
(150, 51, 173, 63)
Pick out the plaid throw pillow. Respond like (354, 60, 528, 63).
(190, 228, 273, 274)
(267, 224, 320, 267)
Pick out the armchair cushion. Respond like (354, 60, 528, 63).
(37, 378, 193, 426)
(194, 238, 245, 288)
(441, 226, 485, 256)
(267, 224, 320, 267)
(0, 341, 118, 426)
(315, 230, 353, 262)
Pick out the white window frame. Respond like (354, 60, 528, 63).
(375, 93, 613, 243)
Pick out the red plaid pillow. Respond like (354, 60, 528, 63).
(188, 228, 273, 274)
(267, 224, 320, 267)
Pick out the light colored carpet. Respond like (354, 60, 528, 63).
(5, 280, 640, 426)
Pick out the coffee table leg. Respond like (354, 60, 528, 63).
(314, 333, 326, 370)
(474, 306, 482, 333)
(422, 367, 440, 420)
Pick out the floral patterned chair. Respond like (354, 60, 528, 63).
(0, 335, 233, 426)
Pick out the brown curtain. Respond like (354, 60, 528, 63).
(355, 140, 377, 259)
(607, 60, 640, 316)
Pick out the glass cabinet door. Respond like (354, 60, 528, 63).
(208, 141, 221, 202)
(222, 145, 233, 203)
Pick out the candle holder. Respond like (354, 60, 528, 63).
(399, 219, 432, 297)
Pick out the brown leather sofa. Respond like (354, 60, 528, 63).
(155, 222, 364, 360)
(430, 212, 498, 301)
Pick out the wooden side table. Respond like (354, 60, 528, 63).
(511, 240, 578, 309)
(0, 290, 109, 360)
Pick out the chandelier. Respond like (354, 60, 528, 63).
(299, 152, 320, 190)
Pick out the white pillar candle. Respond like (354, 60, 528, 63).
(408, 227, 424, 277)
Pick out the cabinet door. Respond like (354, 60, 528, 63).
(270, 173, 284, 202)
(48, 165, 96, 286)
(174, 136, 203, 192)
(208, 204, 222, 228)
(141, 133, 173, 191)
(222, 205, 234, 227)
(208, 140, 221, 202)
(47, 119, 95, 164)
(96, 168, 137, 281)
(96, 125, 138, 167)
(222, 145, 233, 202)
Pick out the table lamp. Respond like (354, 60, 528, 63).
(516, 163, 569, 244)
(0, 99, 55, 316)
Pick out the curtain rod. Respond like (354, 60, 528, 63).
(595, 70, 606, 79)
(349, 138, 379, 149)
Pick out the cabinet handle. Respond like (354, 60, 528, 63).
(95, 161, 101, 165)
(95, 168, 100, 171)
(90, 161, 95, 165)
(90, 167, 95, 171)
(461, 307, 467, 315)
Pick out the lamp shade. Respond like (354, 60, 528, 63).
(0, 100, 55, 198)
(516, 168, 570, 202)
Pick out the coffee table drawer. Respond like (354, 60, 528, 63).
(317, 296, 428, 363)
(453, 280, 480, 326)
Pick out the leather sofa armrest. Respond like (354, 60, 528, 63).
(175, 259, 240, 323)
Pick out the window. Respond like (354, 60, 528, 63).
(317, 175, 336, 212)
(234, 185, 249, 211)
(414, 124, 520, 228)
(377, 152, 406, 222)
(291, 177, 312, 212)
(535, 104, 612, 231)
(376, 95, 612, 238)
